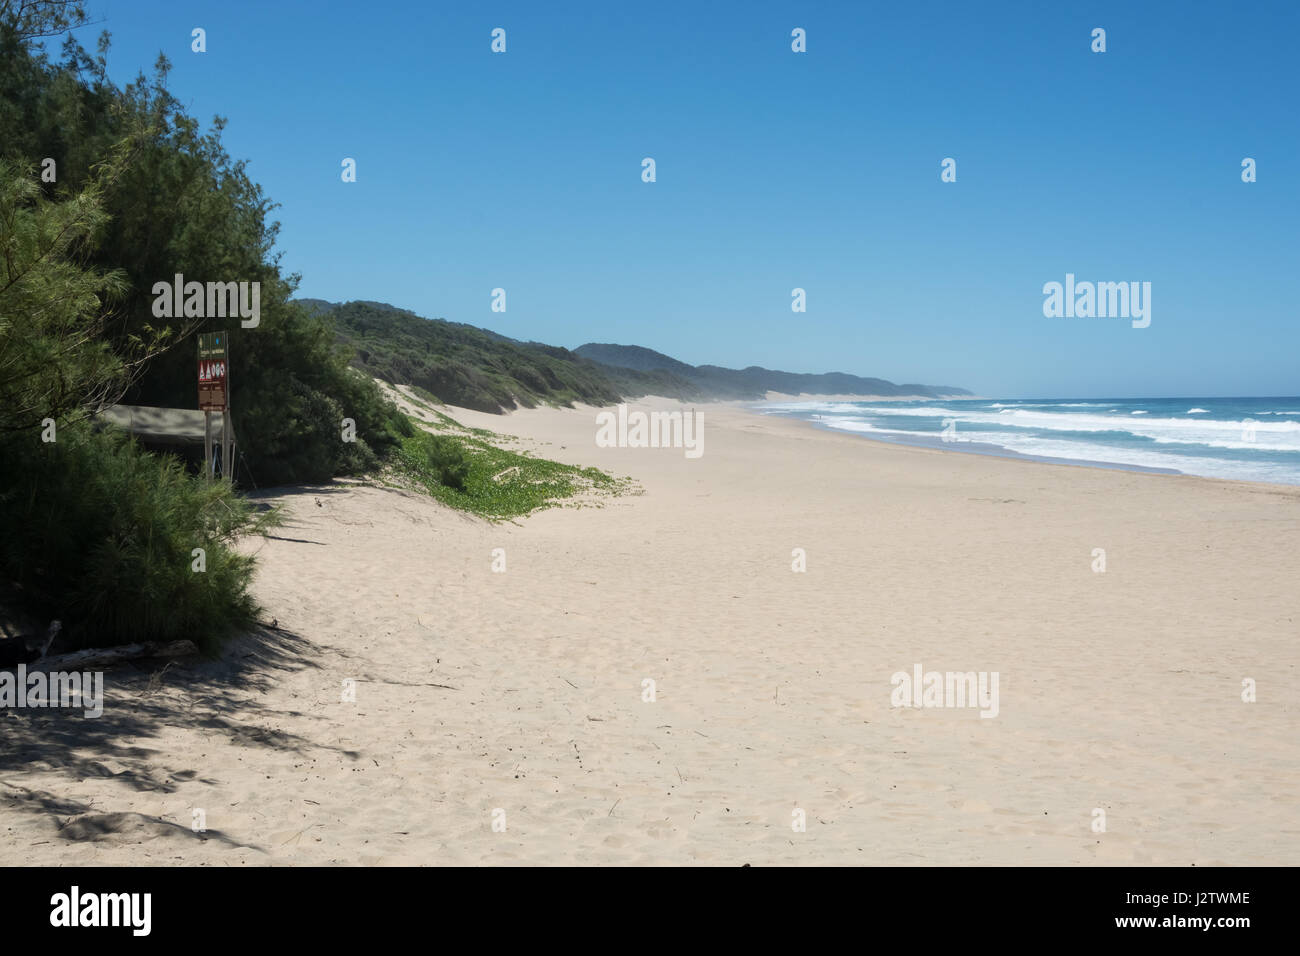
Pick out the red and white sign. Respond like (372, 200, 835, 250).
(198, 333, 229, 411)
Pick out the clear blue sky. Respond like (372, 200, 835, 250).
(78, 0, 1298, 398)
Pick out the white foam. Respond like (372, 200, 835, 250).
(816, 417, 1299, 483)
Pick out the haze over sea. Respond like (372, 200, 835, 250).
(760, 397, 1300, 485)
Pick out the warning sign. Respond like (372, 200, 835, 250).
(198, 332, 228, 411)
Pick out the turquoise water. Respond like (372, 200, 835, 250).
(759, 397, 1300, 485)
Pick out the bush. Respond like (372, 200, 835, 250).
(0, 423, 273, 652)
(398, 432, 469, 491)
(0, 32, 410, 487)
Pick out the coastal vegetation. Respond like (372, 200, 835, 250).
(0, 145, 272, 651)
(388, 388, 634, 521)
(0, 5, 619, 651)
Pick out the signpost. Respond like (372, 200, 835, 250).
(198, 332, 232, 481)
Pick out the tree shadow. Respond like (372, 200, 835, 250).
(0, 783, 258, 851)
(244, 482, 357, 502)
(0, 623, 359, 851)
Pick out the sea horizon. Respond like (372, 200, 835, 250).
(758, 396, 1300, 485)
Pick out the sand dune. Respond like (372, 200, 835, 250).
(3, 398, 1297, 865)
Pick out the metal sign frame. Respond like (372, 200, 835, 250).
(198, 332, 233, 482)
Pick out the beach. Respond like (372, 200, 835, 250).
(3, 397, 1298, 866)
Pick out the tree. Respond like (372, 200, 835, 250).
(0, 16, 407, 484)
(0, 0, 90, 42)
(0, 157, 127, 434)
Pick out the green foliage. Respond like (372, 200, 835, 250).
(396, 432, 469, 491)
(0, 18, 282, 651)
(0, 423, 275, 651)
(391, 423, 632, 521)
(0, 0, 89, 42)
(0, 21, 407, 485)
(0, 157, 131, 435)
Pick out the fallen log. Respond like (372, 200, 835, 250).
(21, 640, 199, 672)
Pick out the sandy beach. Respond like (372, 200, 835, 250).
(3, 397, 1297, 866)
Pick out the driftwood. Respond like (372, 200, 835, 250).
(0, 620, 61, 668)
(23, 640, 199, 672)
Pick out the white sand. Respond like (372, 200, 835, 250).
(3, 397, 1298, 865)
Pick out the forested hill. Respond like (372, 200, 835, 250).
(575, 344, 973, 399)
(301, 299, 702, 413)
(304, 299, 972, 411)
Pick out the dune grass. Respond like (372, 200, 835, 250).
(388, 415, 635, 521)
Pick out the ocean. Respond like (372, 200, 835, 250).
(757, 397, 1300, 485)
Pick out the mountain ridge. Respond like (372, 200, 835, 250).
(575, 343, 972, 399)
(298, 299, 971, 411)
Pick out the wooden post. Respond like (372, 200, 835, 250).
(203, 410, 213, 481)
(222, 409, 233, 482)
(224, 345, 233, 483)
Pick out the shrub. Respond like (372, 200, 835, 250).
(0, 423, 275, 652)
(397, 431, 469, 491)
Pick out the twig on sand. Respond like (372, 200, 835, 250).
(280, 827, 311, 846)
(144, 662, 175, 696)
(356, 677, 459, 691)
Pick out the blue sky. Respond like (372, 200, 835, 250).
(77, 0, 1298, 398)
